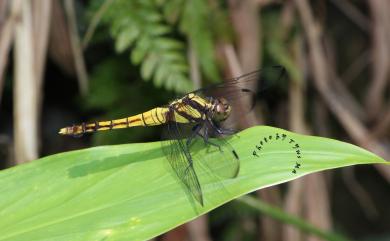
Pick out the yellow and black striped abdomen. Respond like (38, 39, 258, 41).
(59, 94, 213, 136)
(58, 107, 169, 136)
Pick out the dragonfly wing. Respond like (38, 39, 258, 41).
(200, 125, 240, 179)
(162, 114, 204, 206)
(167, 103, 241, 179)
(192, 66, 286, 116)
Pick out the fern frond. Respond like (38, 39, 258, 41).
(91, 0, 192, 93)
(161, 0, 231, 83)
(178, 0, 221, 82)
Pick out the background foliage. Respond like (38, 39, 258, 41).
(0, 0, 389, 241)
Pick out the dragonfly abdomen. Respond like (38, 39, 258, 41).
(58, 107, 169, 136)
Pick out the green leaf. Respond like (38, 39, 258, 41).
(131, 36, 151, 64)
(115, 27, 140, 53)
(141, 54, 158, 80)
(162, 0, 184, 24)
(155, 38, 184, 50)
(84, 58, 128, 109)
(0, 126, 386, 240)
(137, 9, 161, 22)
(154, 63, 169, 87)
(91, 0, 191, 93)
(148, 24, 171, 36)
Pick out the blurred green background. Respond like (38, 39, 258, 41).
(0, 0, 389, 240)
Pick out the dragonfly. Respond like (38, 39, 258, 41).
(59, 66, 286, 206)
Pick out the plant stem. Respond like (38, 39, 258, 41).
(238, 195, 351, 241)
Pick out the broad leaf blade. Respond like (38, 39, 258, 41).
(0, 126, 387, 241)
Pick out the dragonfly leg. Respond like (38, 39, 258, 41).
(201, 126, 209, 143)
(217, 128, 235, 135)
(197, 127, 223, 152)
(208, 119, 235, 135)
(206, 140, 222, 152)
(186, 124, 202, 147)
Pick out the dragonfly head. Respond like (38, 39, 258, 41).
(212, 97, 231, 122)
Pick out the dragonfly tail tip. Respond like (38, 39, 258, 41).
(58, 127, 68, 135)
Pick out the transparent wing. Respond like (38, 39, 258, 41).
(162, 111, 204, 206)
(166, 101, 241, 178)
(199, 122, 240, 179)
(192, 65, 286, 115)
(170, 102, 241, 179)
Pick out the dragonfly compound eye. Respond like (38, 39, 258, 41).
(213, 98, 231, 122)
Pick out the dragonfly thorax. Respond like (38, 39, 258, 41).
(211, 97, 231, 122)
